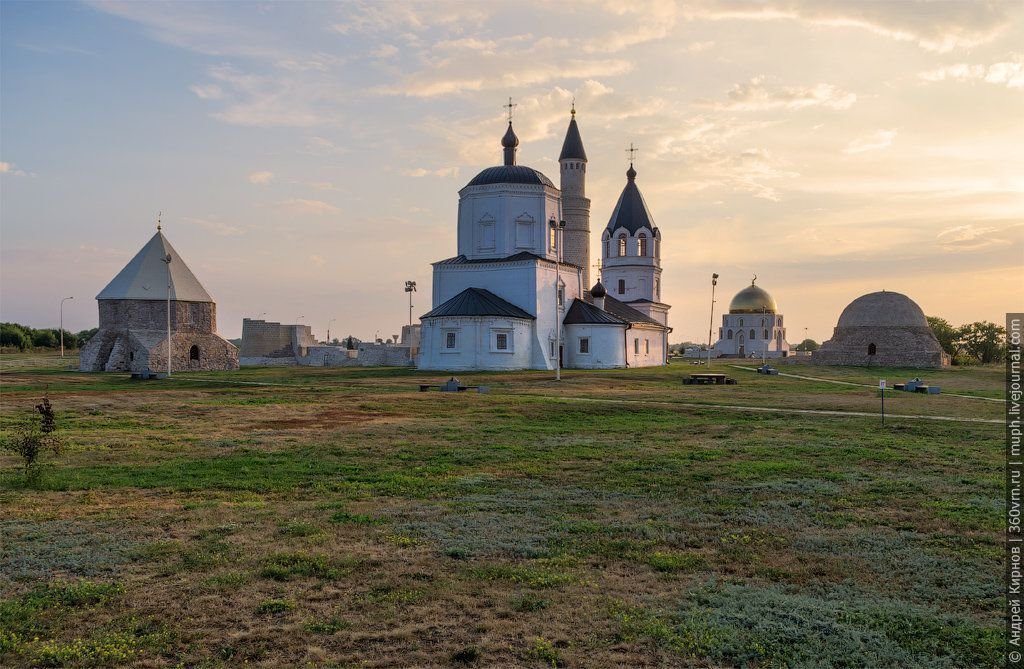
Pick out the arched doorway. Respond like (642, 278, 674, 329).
(189, 345, 200, 361)
(867, 343, 876, 356)
(738, 332, 745, 357)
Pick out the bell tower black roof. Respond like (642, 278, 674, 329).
(606, 164, 656, 234)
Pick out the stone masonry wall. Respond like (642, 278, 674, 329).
(240, 319, 315, 357)
(813, 326, 948, 368)
(99, 299, 216, 332)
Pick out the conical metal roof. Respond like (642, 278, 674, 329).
(96, 231, 214, 302)
(558, 116, 587, 161)
(606, 165, 656, 234)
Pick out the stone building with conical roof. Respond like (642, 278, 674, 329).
(79, 230, 239, 372)
(813, 290, 948, 367)
(417, 107, 670, 371)
(712, 278, 790, 358)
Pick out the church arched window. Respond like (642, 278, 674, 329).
(727, 329, 733, 340)
(764, 329, 769, 339)
(638, 233, 647, 256)
(739, 318, 744, 327)
(617, 234, 627, 256)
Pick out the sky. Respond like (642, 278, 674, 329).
(1, 0, 1022, 344)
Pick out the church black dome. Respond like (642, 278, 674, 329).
(466, 165, 555, 188)
(590, 280, 607, 298)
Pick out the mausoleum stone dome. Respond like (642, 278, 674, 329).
(729, 279, 777, 314)
(813, 290, 949, 368)
(836, 291, 928, 328)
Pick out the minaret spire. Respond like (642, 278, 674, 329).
(558, 105, 591, 287)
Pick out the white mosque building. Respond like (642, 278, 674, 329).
(417, 107, 671, 371)
(712, 278, 790, 358)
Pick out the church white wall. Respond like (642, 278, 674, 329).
(601, 226, 663, 304)
(563, 324, 626, 369)
(713, 313, 790, 357)
(457, 184, 562, 261)
(625, 325, 667, 368)
(418, 316, 534, 370)
(628, 301, 670, 327)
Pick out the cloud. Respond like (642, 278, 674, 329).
(682, 0, 1013, 53)
(248, 171, 274, 185)
(700, 76, 856, 111)
(189, 83, 224, 100)
(0, 161, 30, 177)
(308, 254, 327, 267)
(919, 54, 1024, 89)
(843, 129, 898, 154)
(274, 198, 340, 215)
(182, 216, 244, 237)
(401, 167, 459, 178)
(371, 44, 399, 59)
(377, 58, 633, 98)
(937, 223, 1015, 251)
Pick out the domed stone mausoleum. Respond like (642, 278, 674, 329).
(813, 290, 949, 368)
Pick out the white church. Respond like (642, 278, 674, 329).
(418, 106, 671, 371)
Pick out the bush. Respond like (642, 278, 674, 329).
(1, 396, 63, 484)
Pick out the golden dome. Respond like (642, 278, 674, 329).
(728, 278, 777, 314)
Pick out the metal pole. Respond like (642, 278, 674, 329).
(762, 307, 767, 365)
(59, 296, 73, 357)
(161, 254, 172, 376)
(707, 273, 718, 367)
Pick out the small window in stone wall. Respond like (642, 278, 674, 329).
(749, 329, 756, 340)
(496, 332, 508, 350)
(446, 332, 457, 349)
(129, 351, 134, 362)
(727, 329, 733, 340)
(634, 338, 639, 354)
(868, 343, 877, 355)
(579, 337, 590, 354)
(645, 339, 649, 354)
(189, 345, 200, 361)
(618, 279, 625, 295)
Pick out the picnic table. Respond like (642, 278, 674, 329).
(683, 373, 737, 385)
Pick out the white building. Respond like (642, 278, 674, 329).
(418, 109, 671, 371)
(712, 278, 790, 358)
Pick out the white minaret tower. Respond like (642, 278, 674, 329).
(559, 103, 591, 288)
(600, 155, 669, 326)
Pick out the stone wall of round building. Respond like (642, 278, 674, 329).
(98, 299, 216, 333)
(813, 325, 948, 368)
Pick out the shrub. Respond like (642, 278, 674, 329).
(1, 396, 63, 484)
(255, 598, 295, 615)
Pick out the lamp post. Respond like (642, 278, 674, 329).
(160, 253, 172, 376)
(327, 318, 336, 344)
(707, 273, 718, 367)
(762, 306, 768, 365)
(405, 281, 417, 326)
(550, 217, 566, 380)
(59, 296, 74, 358)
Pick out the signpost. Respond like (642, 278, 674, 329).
(879, 379, 886, 424)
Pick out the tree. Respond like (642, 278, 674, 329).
(0, 323, 31, 350)
(958, 321, 1006, 364)
(75, 328, 98, 348)
(31, 329, 58, 348)
(927, 316, 960, 357)
(794, 339, 818, 352)
(1, 394, 63, 484)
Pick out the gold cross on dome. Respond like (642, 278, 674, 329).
(626, 143, 639, 163)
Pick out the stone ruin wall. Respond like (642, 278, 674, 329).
(99, 299, 216, 332)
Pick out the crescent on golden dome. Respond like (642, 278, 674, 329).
(728, 276, 778, 314)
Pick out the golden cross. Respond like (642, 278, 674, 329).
(626, 143, 639, 163)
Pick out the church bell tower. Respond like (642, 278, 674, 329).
(559, 104, 591, 288)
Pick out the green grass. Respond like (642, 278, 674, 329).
(0, 359, 1005, 667)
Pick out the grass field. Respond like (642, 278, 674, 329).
(0, 353, 1006, 667)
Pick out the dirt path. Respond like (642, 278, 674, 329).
(727, 364, 1004, 403)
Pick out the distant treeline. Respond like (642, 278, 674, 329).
(0, 322, 98, 351)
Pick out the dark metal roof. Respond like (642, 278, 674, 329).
(606, 166, 657, 234)
(584, 293, 664, 327)
(558, 117, 587, 161)
(466, 165, 555, 188)
(563, 299, 625, 325)
(422, 287, 535, 320)
(434, 252, 580, 269)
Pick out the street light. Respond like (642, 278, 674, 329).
(550, 216, 566, 380)
(327, 318, 336, 344)
(707, 273, 719, 367)
(160, 253, 173, 376)
(404, 281, 417, 327)
(59, 296, 73, 358)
